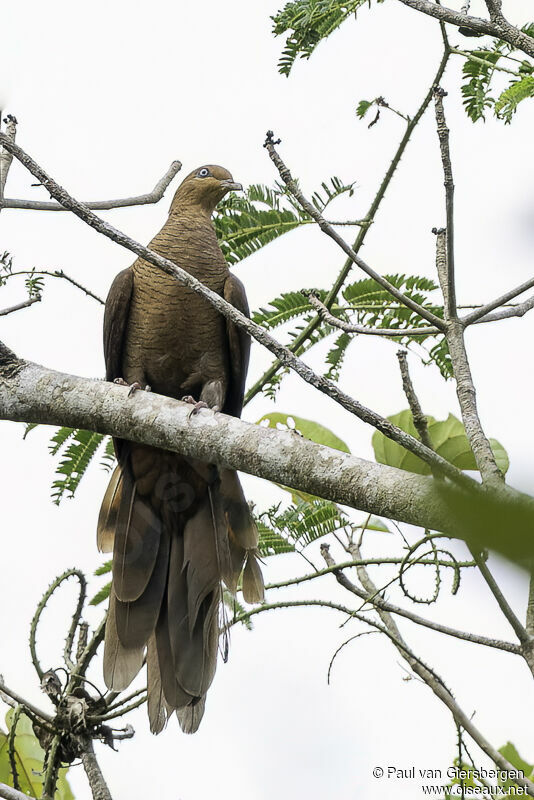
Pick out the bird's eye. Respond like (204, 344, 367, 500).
(197, 168, 210, 178)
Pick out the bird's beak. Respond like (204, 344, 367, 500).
(220, 180, 243, 192)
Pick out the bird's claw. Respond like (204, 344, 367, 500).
(181, 395, 211, 417)
(113, 378, 151, 397)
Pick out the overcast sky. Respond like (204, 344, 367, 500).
(2, 1, 534, 798)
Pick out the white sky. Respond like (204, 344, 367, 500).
(1, 1, 534, 798)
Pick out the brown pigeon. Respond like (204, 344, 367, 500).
(97, 164, 264, 734)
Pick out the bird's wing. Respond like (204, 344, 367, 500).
(222, 273, 251, 418)
(103, 267, 134, 383)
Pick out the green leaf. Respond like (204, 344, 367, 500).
(495, 75, 534, 123)
(48, 428, 110, 504)
(356, 99, 373, 119)
(372, 411, 509, 475)
(272, 0, 368, 76)
(0, 710, 74, 800)
(262, 497, 349, 549)
(258, 412, 350, 453)
(257, 520, 295, 556)
(498, 742, 534, 780)
(215, 178, 354, 264)
(90, 581, 111, 606)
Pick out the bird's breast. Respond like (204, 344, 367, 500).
(122, 218, 230, 399)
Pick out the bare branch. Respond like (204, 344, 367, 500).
(264, 132, 446, 330)
(5, 269, 104, 304)
(0, 294, 41, 317)
(274, 553, 520, 654)
(0, 115, 17, 201)
(431, 117, 503, 486)
(396, 0, 534, 60)
(0, 677, 54, 724)
(396, 351, 435, 453)
(0, 784, 32, 800)
(80, 737, 113, 800)
(305, 291, 442, 336)
(0, 135, 474, 482)
(0, 160, 182, 211)
(325, 543, 534, 796)
(464, 277, 534, 326)
(0, 345, 470, 530)
(433, 88, 456, 319)
(471, 551, 533, 660)
(245, 45, 451, 404)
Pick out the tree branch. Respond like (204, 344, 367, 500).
(0, 160, 182, 211)
(0, 295, 41, 317)
(0, 784, 32, 800)
(80, 737, 113, 800)
(0, 115, 16, 202)
(463, 277, 534, 326)
(433, 88, 457, 319)
(268, 555, 520, 654)
(263, 133, 445, 330)
(2, 344, 534, 561)
(323, 543, 534, 797)
(431, 119, 503, 486)
(4, 270, 104, 304)
(396, 0, 534, 60)
(244, 44, 451, 403)
(0, 134, 476, 483)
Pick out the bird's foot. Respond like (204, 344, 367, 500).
(181, 395, 215, 417)
(114, 378, 152, 397)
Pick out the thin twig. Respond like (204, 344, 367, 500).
(0, 295, 41, 316)
(471, 551, 532, 655)
(244, 45, 451, 404)
(90, 695, 147, 723)
(433, 224, 502, 483)
(305, 291, 442, 335)
(264, 133, 445, 330)
(0, 677, 54, 724)
(315, 549, 519, 654)
(396, 351, 435, 453)
(0, 160, 182, 211)
(41, 734, 62, 800)
(4, 269, 104, 304)
(0, 134, 476, 485)
(325, 543, 534, 796)
(464, 277, 534, 326)
(433, 88, 456, 319)
(307, 289, 534, 334)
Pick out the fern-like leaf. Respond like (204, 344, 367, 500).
(51, 429, 106, 504)
(272, 0, 367, 76)
(495, 75, 534, 123)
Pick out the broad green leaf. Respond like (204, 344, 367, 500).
(0, 710, 73, 800)
(498, 742, 534, 781)
(258, 412, 350, 453)
(372, 411, 509, 475)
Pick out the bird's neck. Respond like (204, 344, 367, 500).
(168, 198, 214, 220)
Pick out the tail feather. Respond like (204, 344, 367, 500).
(103, 591, 145, 691)
(147, 634, 171, 734)
(113, 487, 162, 602)
(97, 465, 123, 553)
(176, 695, 206, 734)
(114, 527, 170, 648)
(99, 450, 264, 733)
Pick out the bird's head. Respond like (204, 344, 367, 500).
(169, 164, 242, 215)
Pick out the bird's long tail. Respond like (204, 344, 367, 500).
(97, 445, 263, 733)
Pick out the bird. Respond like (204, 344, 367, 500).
(97, 164, 264, 734)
